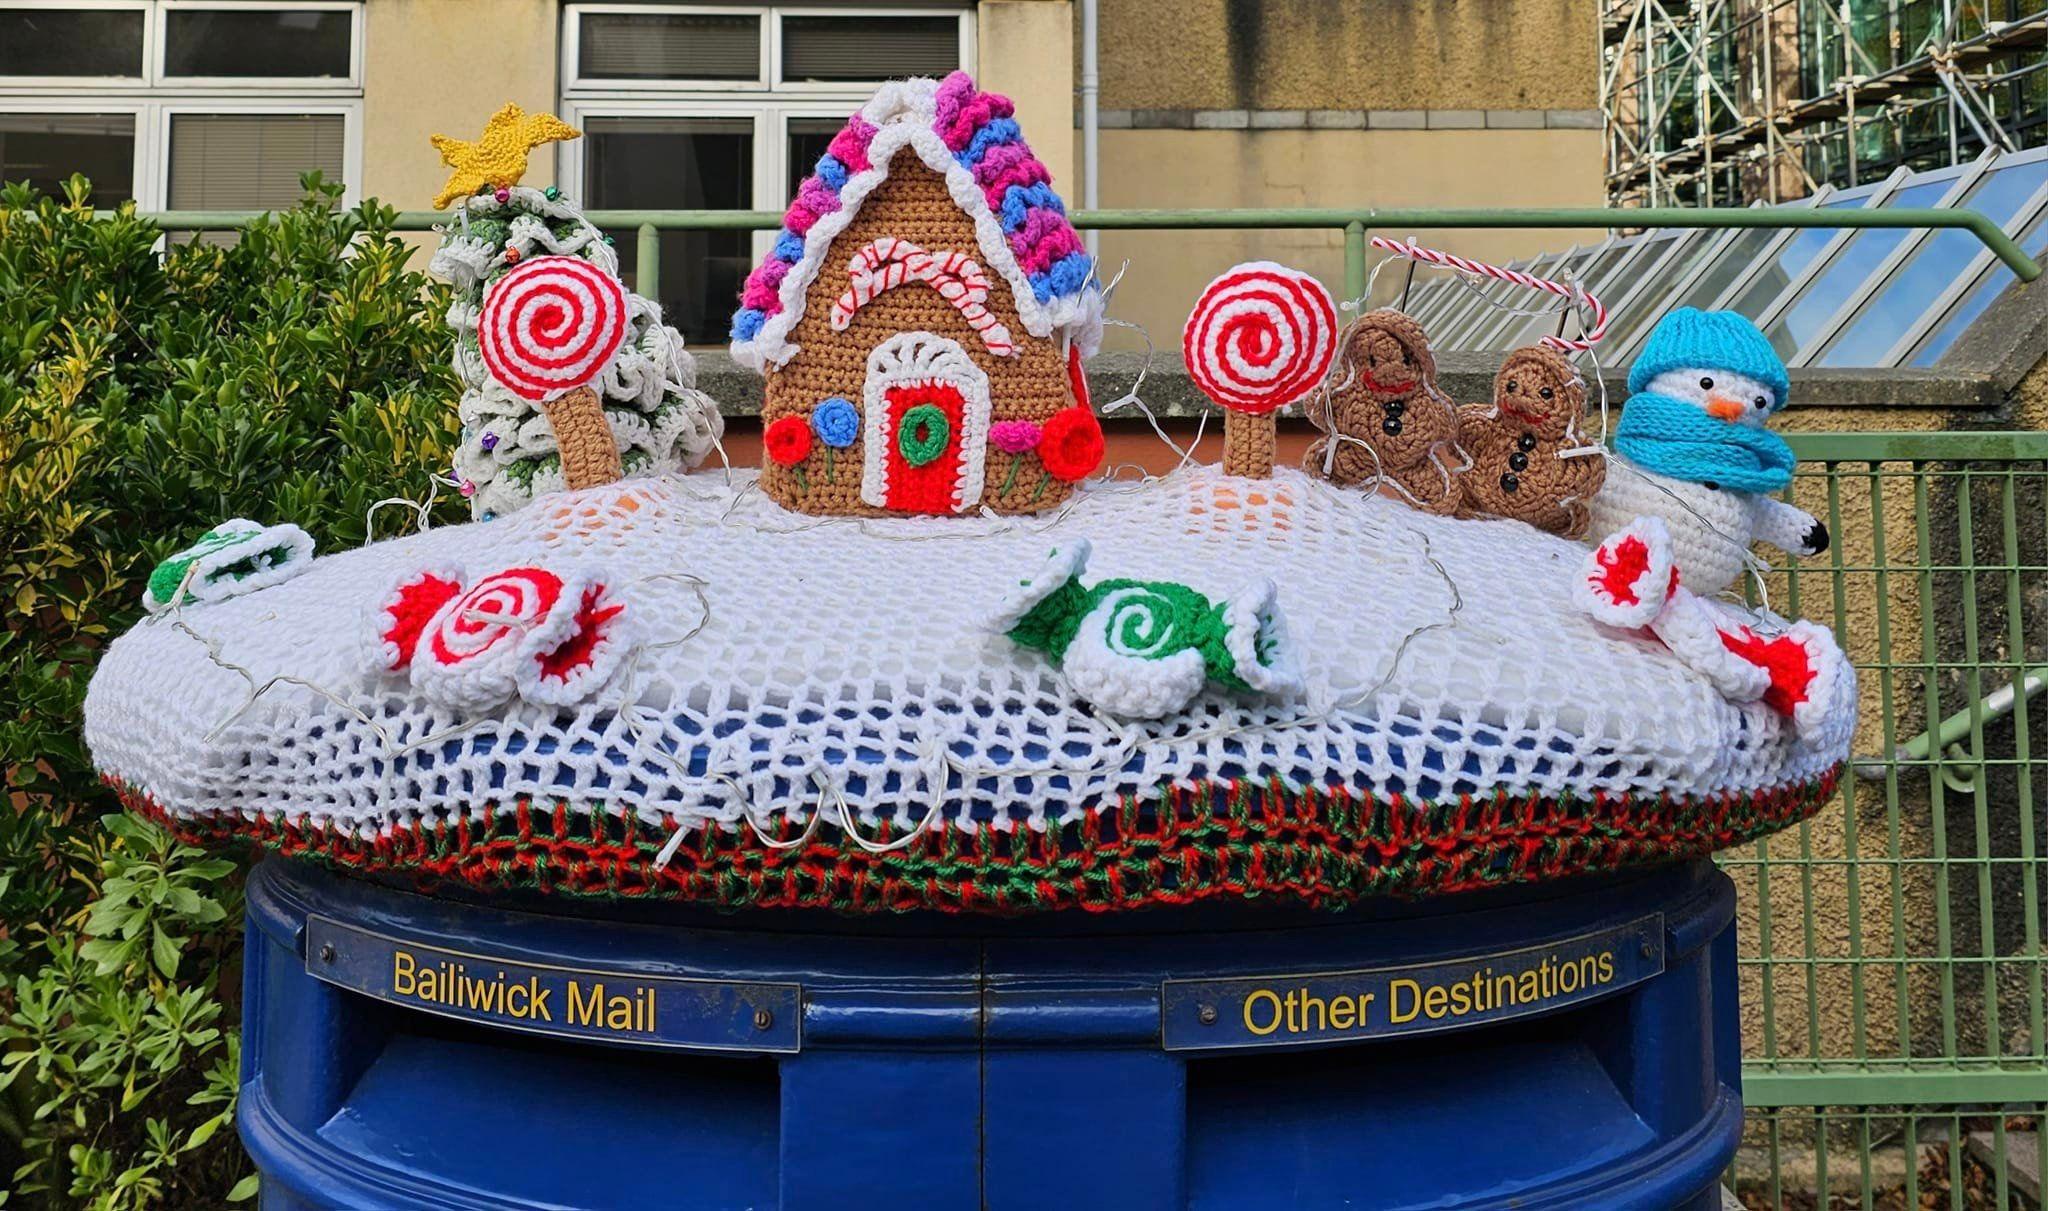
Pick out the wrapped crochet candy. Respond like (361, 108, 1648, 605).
(987, 539, 1302, 719)
(143, 520, 314, 613)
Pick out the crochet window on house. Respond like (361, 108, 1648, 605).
(558, 3, 973, 347)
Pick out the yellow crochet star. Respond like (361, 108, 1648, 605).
(430, 103, 580, 210)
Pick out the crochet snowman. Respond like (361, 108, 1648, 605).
(1577, 309, 1849, 738)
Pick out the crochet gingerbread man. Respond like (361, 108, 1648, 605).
(1455, 346, 1606, 538)
(1305, 309, 1464, 515)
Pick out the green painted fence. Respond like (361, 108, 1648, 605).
(1736, 432, 2046, 1209)
(113, 205, 2045, 308)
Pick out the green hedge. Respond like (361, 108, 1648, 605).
(0, 173, 464, 1208)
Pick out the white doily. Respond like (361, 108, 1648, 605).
(84, 466, 1852, 841)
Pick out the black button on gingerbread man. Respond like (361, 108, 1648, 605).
(1454, 345, 1606, 538)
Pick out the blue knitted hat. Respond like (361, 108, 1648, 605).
(1627, 308, 1790, 406)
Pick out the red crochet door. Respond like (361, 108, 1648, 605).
(880, 380, 970, 514)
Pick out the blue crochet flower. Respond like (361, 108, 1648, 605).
(812, 397, 860, 448)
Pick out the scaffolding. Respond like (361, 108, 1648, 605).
(1602, 0, 2048, 207)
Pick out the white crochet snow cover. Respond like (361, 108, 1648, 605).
(85, 466, 1852, 842)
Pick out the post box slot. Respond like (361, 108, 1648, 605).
(313, 1003, 781, 1208)
(1185, 1003, 1655, 1207)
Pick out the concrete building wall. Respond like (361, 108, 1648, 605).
(1078, 0, 1606, 343)
(362, 0, 563, 208)
(979, 0, 1075, 190)
(1093, 0, 1598, 112)
(1086, 125, 1606, 350)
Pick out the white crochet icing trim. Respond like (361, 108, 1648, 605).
(858, 331, 993, 514)
(83, 468, 1854, 842)
(730, 77, 1105, 373)
(830, 237, 1017, 356)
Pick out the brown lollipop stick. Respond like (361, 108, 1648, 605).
(1222, 409, 1277, 478)
(542, 385, 624, 490)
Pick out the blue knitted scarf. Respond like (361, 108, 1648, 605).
(1613, 391, 1796, 493)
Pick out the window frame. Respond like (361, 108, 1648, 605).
(0, 0, 151, 90)
(1491, 231, 1664, 352)
(1798, 144, 2048, 367)
(0, 0, 364, 210)
(0, 100, 150, 201)
(769, 5, 975, 94)
(1712, 168, 1909, 330)
(1749, 161, 1982, 362)
(0, 0, 362, 93)
(1608, 186, 1842, 362)
(153, 0, 362, 94)
(562, 4, 773, 94)
(1787, 151, 2008, 366)
(1465, 244, 1600, 351)
(1436, 249, 1572, 349)
(156, 98, 360, 209)
(559, 2, 976, 312)
(561, 3, 975, 96)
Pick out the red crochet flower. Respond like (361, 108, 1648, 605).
(764, 414, 813, 466)
(1038, 405, 1104, 482)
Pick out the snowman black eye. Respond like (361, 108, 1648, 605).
(1753, 396, 1768, 410)
(1699, 376, 1714, 390)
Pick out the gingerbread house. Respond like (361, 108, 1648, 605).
(731, 72, 1105, 516)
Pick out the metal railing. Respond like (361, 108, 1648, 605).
(116, 205, 2044, 305)
(1734, 431, 2045, 1208)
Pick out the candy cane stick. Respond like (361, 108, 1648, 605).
(1369, 236, 1608, 352)
(831, 238, 1016, 356)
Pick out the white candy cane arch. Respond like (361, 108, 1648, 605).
(1369, 236, 1609, 353)
(830, 237, 1017, 356)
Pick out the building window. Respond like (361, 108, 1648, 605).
(561, 3, 974, 345)
(0, 1, 362, 209)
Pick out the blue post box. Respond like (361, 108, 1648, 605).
(239, 855, 1743, 1210)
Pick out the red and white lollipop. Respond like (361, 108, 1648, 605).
(479, 255, 629, 401)
(478, 255, 630, 489)
(1183, 262, 1339, 477)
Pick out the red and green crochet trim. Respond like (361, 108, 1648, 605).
(113, 767, 1840, 915)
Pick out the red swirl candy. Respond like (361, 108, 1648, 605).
(478, 255, 629, 402)
(1182, 262, 1338, 417)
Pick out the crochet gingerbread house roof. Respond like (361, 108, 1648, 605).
(729, 72, 1103, 372)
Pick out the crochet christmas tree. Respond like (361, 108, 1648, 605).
(427, 103, 723, 519)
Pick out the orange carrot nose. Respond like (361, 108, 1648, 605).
(1706, 396, 1746, 421)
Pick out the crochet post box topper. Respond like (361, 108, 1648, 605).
(1577, 308, 1846, 737)
(731, 72, 1106, 517)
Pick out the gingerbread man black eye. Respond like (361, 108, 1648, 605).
(1539, 386, 1554, 400)
(1699, 376, 1714, 390)
(1507, 380, 1518, 393)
